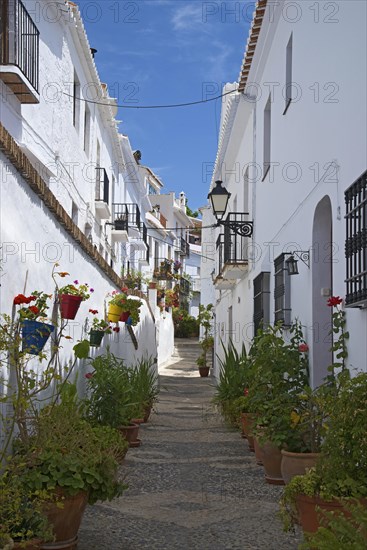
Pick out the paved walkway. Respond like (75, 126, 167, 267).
(78, 339, 302, 549)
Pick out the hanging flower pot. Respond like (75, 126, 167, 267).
(89, 330, 105, 347)
(59, 294, 83, 320)
(21, 320, 55, 355)
(119, 311, 131, 322)
(108, 304, 123, 323)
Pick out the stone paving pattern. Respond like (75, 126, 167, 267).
(78, 340, 302, 549)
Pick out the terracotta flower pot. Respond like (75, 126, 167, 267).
(143, 403, 153, 423)
(296, 494, 344, 534)
(59, 294, 83, 320)
(253, 438, 265, 466)
(259, 440, 284, 485)
(13, 540, 42, 549)
(107, 304, 123, 323)
(281, 450, 320, 484)
(40, 490, 88, 549)
(119, 311, 130, 322)
(198, 366, 210, 377)
(240, 413, 255, 451)
(119, 423, 140, 447)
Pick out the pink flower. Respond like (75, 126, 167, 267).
(74, 280, 79, 284)
(85, 372, 93, 379)
(299, 343, 309, 353)
(90, 288, 94, 293)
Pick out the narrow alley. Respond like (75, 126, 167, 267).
(78, 340, 301, 550)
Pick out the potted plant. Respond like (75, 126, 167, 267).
(53, 267, 93, 320)
(280, 371, 367, 535)
(88, 309, 112, 347)
(0, 470, 53, 549)
(9, 383, 127, 548)
(14, 291, 55, 355)
(247, 322, 309, 484)
(85, 351, 143, 447)
(119, 297, 143, 325)
(196, 352, 210, 377)
(121, 269, 143, 290)
(173, 260, 182, 273)
(107, 290, 127, 322)
(129, 357, 159, 423)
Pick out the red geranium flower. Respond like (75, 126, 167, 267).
(298, 343, 309, 353)
(113, 326, 120, 333)
(85, 372, 94, 379)
(327, 296, 343, 307)
(244, 388, 249, 396)
(29, 306, 39, 315)
(89, 309, 98, 315)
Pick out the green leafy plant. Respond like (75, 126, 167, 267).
(172, 307, 199, 337)
(14, 291, 52, 321)
(13, 383, 127, 505)
(120, 297, 143, 326)
(300, 501, 367, 549)
(85, 351, 141, 427)
(0, 468, 53, 546)
(88, 310, 112, 333)
(129, 357, 159, 413)
(327, 296, 349, 374)
(247, 321, 309, 449)
(213, 340, 253, 427)
(108, 291, 128, 307)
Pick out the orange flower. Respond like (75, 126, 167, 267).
(57, 272, 70, 277)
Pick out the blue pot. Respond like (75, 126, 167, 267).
(21, 320, 55, 355)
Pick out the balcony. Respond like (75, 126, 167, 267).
(0, 0, 39, 103)
(179, 236, 190, 257)
(111, 203, 128, 242)
(95, 168, 110, 219)
(213, 234, 236, 290)
(180, 276, 191, 295)
(153, 260, 173, 281)
(219, 213, 251, 279)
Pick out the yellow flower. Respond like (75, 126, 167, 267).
(290, 411, 301, 426)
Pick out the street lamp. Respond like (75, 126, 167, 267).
(284, 251, 310, 275)
(207, 180, 253, 237)
(207, 180, 231, 221)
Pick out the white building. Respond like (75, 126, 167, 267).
(0, 0, 173, 384)
(206, 0, 367, 382)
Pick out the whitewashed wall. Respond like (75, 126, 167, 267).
(209, 0, 367, 381)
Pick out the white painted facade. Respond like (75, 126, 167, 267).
(206, 0, 367, 381)
(0, 0, 175, 399)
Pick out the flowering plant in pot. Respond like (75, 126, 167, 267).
(53, 267, 93, 320)
(173, 260, 182, 272)
(107, 290, 127, 322)
(247, 321, 309, 484)
(89, 309, 112, 347)
(14, 291, 55, 355)
(279, 370, 367, 534)
(119, 297, 143, 325)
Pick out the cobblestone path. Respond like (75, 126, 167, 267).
(78, 340, 302, 550)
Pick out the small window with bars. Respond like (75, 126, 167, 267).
(253, 272, 270, 336)
(345, 169, 367, 307)
(274, 254, 291, 327)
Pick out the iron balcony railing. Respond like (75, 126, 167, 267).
(95, 167, 109, 204)
(112, 203, 141, 231)
(216, 234, 225, 276)
(223, 213, 251, 265)
(0, 0, 39, 91)
(179, 236, 190, 257)
(345, 169, 367, 307)
(180, 276, 190, 295)
(142, 222, 148, 246)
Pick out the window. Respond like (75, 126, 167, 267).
(274, 254, 291, 326)
(253, 272, 270, 336)
(345, 169, 367, 307)
(148, 183, 157, 195)
(73, 72, 81, 129)
(263, 96, 271, 180)
(84, 104, 91, 155)
(284, 34, 293, 114)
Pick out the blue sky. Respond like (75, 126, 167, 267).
(80, 1, 254, 212)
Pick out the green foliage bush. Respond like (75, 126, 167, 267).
(172, 308, 199, 338)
